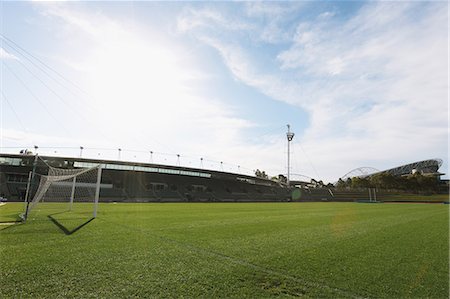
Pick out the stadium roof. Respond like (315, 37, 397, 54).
(341, 159, 443, 180)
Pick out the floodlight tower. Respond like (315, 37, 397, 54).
(286, 124, 295, 186)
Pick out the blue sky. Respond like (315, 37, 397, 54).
(0, 1, 448, 182)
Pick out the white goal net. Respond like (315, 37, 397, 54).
(23, 163, 102, 222)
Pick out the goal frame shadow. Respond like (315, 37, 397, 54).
(48, 213, 95, 235)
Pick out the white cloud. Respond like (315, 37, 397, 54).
(6, 2, 446, 181)
(177, 7, 253, 34)
(2, 128, 99, 150)
(244, 2, 303, 19)
(12, 3, 263, 174)
(178, 1, 448, 181)
(32, 0, 67, 2)
(0, 48, 18, 60)
(318, 11, 335, 20)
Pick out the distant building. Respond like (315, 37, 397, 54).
(341, 159, 444, 180)
(379, 159, 444, 177)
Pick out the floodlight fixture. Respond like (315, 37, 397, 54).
(287, 125, 295, 141)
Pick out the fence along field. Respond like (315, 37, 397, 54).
(0, 202, 448, 298)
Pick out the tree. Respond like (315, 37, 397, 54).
(270, 174, 287, 184)
(336, 178, 347, 188)
(351, 177, 370, 189)
(410, 173, 438, 193)
(254, 169, 268, 179)
(369, 173, 396, 189)
(278, 174, 287, 184)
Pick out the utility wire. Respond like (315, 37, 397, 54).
(3, 61, 72, 136)
(0, 34, 87, 96)
(0, 6, 3, 150)
(0, 36, 256, 173)
(0, 35, 187, 160)
(8, 51, 93, 123)
(1, 38, 148, 152)
(0, 90, 29, 134)
(297, 141, 322, 181)
(1, 40, 85, 100)
(1, 39, 104, 123)
(1, 35, 173, 155)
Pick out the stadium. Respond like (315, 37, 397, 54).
(1, 151, 448, 298)
(0, 153, 290, 203)
(340, 158, 444, 180)
(0, 153, 447, 205)
(1, 2, 448, 298)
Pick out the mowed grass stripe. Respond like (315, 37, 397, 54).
(2, 210, 340, 297)
(102, 213, 363, 298)
(107, 202, 448, 298)
(124, 203, 448, 298)
(1, 202, 448, 298)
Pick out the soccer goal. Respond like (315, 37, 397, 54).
(22, 163, 102, 222)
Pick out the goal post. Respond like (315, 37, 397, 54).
(93, 165, 102, 218)
(22, 163, 102, 222)
(69, 176, 76, 211)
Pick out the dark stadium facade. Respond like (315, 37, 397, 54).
(0, 153, 290, 202)
(1, 153, 446, 203)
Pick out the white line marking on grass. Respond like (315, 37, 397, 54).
(0, 222, 18, 226)
(104, 218, 370, 299)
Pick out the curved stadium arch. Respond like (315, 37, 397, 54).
(340, 159, 443, 179)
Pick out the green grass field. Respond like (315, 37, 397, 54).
(1, 202, 448, 298)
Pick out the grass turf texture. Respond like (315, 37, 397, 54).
(1, 202, 448, 298)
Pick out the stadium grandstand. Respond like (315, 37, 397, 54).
(340, 159, 444, 180)
(0, 153, 290, 203)
(1, 153, 446, 204)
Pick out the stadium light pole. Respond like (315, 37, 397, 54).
(149, 151, 153, 163)
(118, 148, 122, 161)
(79, 146, 84, 158)
(200, 157, 203, 169)
(286, 124, 295, 186)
